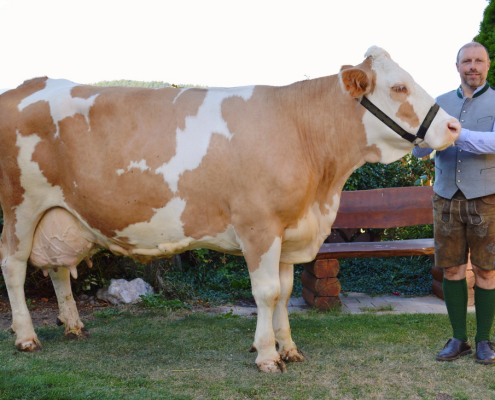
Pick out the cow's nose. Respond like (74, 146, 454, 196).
(448, 119, 461, 140)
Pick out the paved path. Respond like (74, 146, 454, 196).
(217, 293, 476, 316)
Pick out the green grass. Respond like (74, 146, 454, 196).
(1, 310, 495, 399)
(359, 303, 395, 313)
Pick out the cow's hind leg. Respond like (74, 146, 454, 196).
(48, 267, 89, 339)
(1, 256, 42, 351)
(247, 237, 287, 373)
(273, 263, 306, 363)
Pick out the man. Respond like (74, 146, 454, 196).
(413, 42, 495, 364)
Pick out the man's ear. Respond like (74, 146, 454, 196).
(339, 67, 371, 98)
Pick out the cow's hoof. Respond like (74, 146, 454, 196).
(280, 348, 306, 363)
(16, 339, 43, 352)
(257, 359, 287, 373)
(65, 327, 90, 340)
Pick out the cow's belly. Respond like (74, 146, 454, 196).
(30, 207, 244, 269)
(280, 200, 339, 265)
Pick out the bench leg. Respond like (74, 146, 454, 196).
(301, 259, 341, 311)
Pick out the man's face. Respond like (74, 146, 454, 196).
(456, 46, 491, 90)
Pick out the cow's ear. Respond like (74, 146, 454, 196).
(339, 67, 371, 98)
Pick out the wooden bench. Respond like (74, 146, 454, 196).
(302, 186, 436, 310)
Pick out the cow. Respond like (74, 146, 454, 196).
(0, 46, 460, 373)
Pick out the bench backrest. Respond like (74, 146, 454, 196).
(332, 186, 434, 229)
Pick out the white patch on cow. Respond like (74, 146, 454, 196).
(281, 195, 340, 264)
(114, 196, 189, 250)
(173, 88, 191, 104)
(155, 86, 255, 193)
(73, 181, 78, 188)
(116, 159, 151, 177)
(192, 224, 243, 255)
(18, 79, 99, 138)
(258, 237, 282, 270)
(14, 132, 66, 256)
(249, 236, 283, 365)
(128, 160, 151, 173)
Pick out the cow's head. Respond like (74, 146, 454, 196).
(339, 46, 460, 163)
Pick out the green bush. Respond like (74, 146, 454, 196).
(338, 256, 433, 296)
(344, 153, 434, 191)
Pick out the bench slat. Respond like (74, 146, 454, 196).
(333, 186, 434, 229)
(316, 238, 434, 259)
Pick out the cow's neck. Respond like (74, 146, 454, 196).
(279, 75, 377, 206)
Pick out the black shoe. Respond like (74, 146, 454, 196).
(476, 341, 495, 364)
(436, 338, 472, 361)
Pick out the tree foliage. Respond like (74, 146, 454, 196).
(475, 0, 495, 87)
(343, 153, 434, 191)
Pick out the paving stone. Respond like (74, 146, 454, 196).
(214, 292, 479, 316)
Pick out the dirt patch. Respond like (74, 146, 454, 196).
(0, 294, 111, 330)
(0, 294, 249, 331)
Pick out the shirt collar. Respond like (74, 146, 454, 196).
(457, 82, 490, 99)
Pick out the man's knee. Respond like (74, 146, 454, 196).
(444, 264, 468, 280)
(473, 266, 495, 289)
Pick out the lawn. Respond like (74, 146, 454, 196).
(1, 309, 494, 399)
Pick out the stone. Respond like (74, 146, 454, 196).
(96, 278, 153, 305)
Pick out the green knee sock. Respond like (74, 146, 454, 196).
(474, 286, 495, 343)
(443, 278, 468, 342)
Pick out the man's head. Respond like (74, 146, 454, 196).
(456, 42, 491, 96)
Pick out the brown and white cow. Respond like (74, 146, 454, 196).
(0, 46, 459, 373)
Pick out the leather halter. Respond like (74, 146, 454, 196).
(356, 96, 440, 146)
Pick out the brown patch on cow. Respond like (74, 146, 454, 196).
(179, 133, 234, 240)
(16, 77, 49, 91)
(396, 101, 420, 128)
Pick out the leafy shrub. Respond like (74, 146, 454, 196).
(338, 256, 433, 296)
(139, 293, 191, 310)
(344, 153, 434, 191)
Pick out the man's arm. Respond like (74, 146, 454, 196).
(412, 146, 434, 158)
(456, 128, 495, 154)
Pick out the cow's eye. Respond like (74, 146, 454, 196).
(392, 85, 407, 93)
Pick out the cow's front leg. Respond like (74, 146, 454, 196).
(2, 256, 42, 351)
(273, 262, 306, 363)
(247, 237, 287, 373)
(49, 267, 89, 339)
